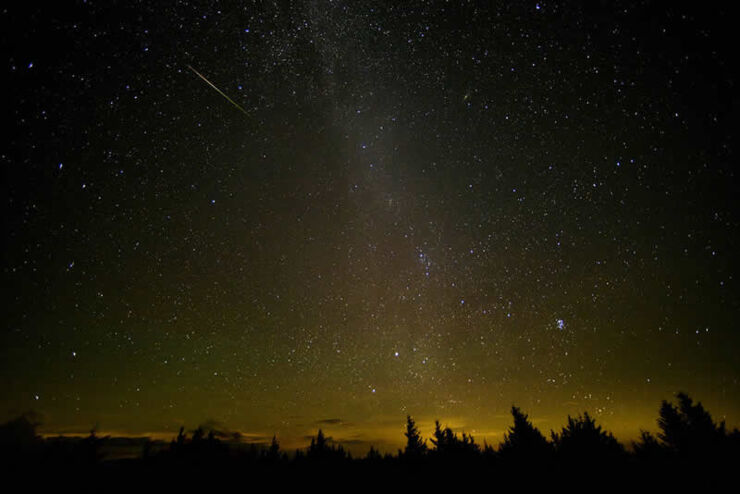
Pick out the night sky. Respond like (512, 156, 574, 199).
(2, 1, 738, 453)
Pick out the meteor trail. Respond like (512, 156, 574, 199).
(187, 65, 248, 116)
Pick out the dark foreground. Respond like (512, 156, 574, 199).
(2, 393, 738, 492)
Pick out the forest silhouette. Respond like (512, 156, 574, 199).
(1, 392, 738, 491)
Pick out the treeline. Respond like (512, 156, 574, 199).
(1, 392, 739, 491)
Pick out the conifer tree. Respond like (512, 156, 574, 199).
(403, 415, 427, 457)
(499, 406, 551, 461)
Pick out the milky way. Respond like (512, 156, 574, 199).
(2, 1, 737, 452)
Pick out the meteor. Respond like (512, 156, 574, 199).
(187, 65, 249, 116)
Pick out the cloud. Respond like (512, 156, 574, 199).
(303, 434, 334, 441)
(193, 419, 273, 444)
(315, 418, 344, 425)
(237, 433, 273, 445)
(195, 419, 242, 440)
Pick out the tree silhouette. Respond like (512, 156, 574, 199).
(0, 412, 42, 467)
(175, 426, 186, 445)
(657, 392, 727, 458)
(366, 445, 382, 462)
(482, 440, 496, 460)
(0, 412, 41, 453)
(309, 428, 327, 454)
(632, 430, 666, 461)
(430, 420, 480, 459)
(265, 434, 281, 461)
(2, 391, 738, 487)
(402, 415, 427, 458)
(552, 412, 623, 462)
(499, 406, 552, 462)
(307, 429, 346, 461)
(78, 427, 106, 466)
(430, 420, 448, 453)
(191, 426, 205, 444)
(169, 425, 187, 459)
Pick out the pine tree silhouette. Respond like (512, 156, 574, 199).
(430, 420, 447, 453)
(310, 429, 327, 453)
(264, 435, 281, 461)
(402, 415, 427, 458)
(657, 392, 726, 458)
(366, 445, 382, 462)
(430, 420, 480, 460)
(552, 412, 623, 461)
(499, 406, 552, 462)
(632, 430, 665, 461)
(308, 429, 346, 461)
